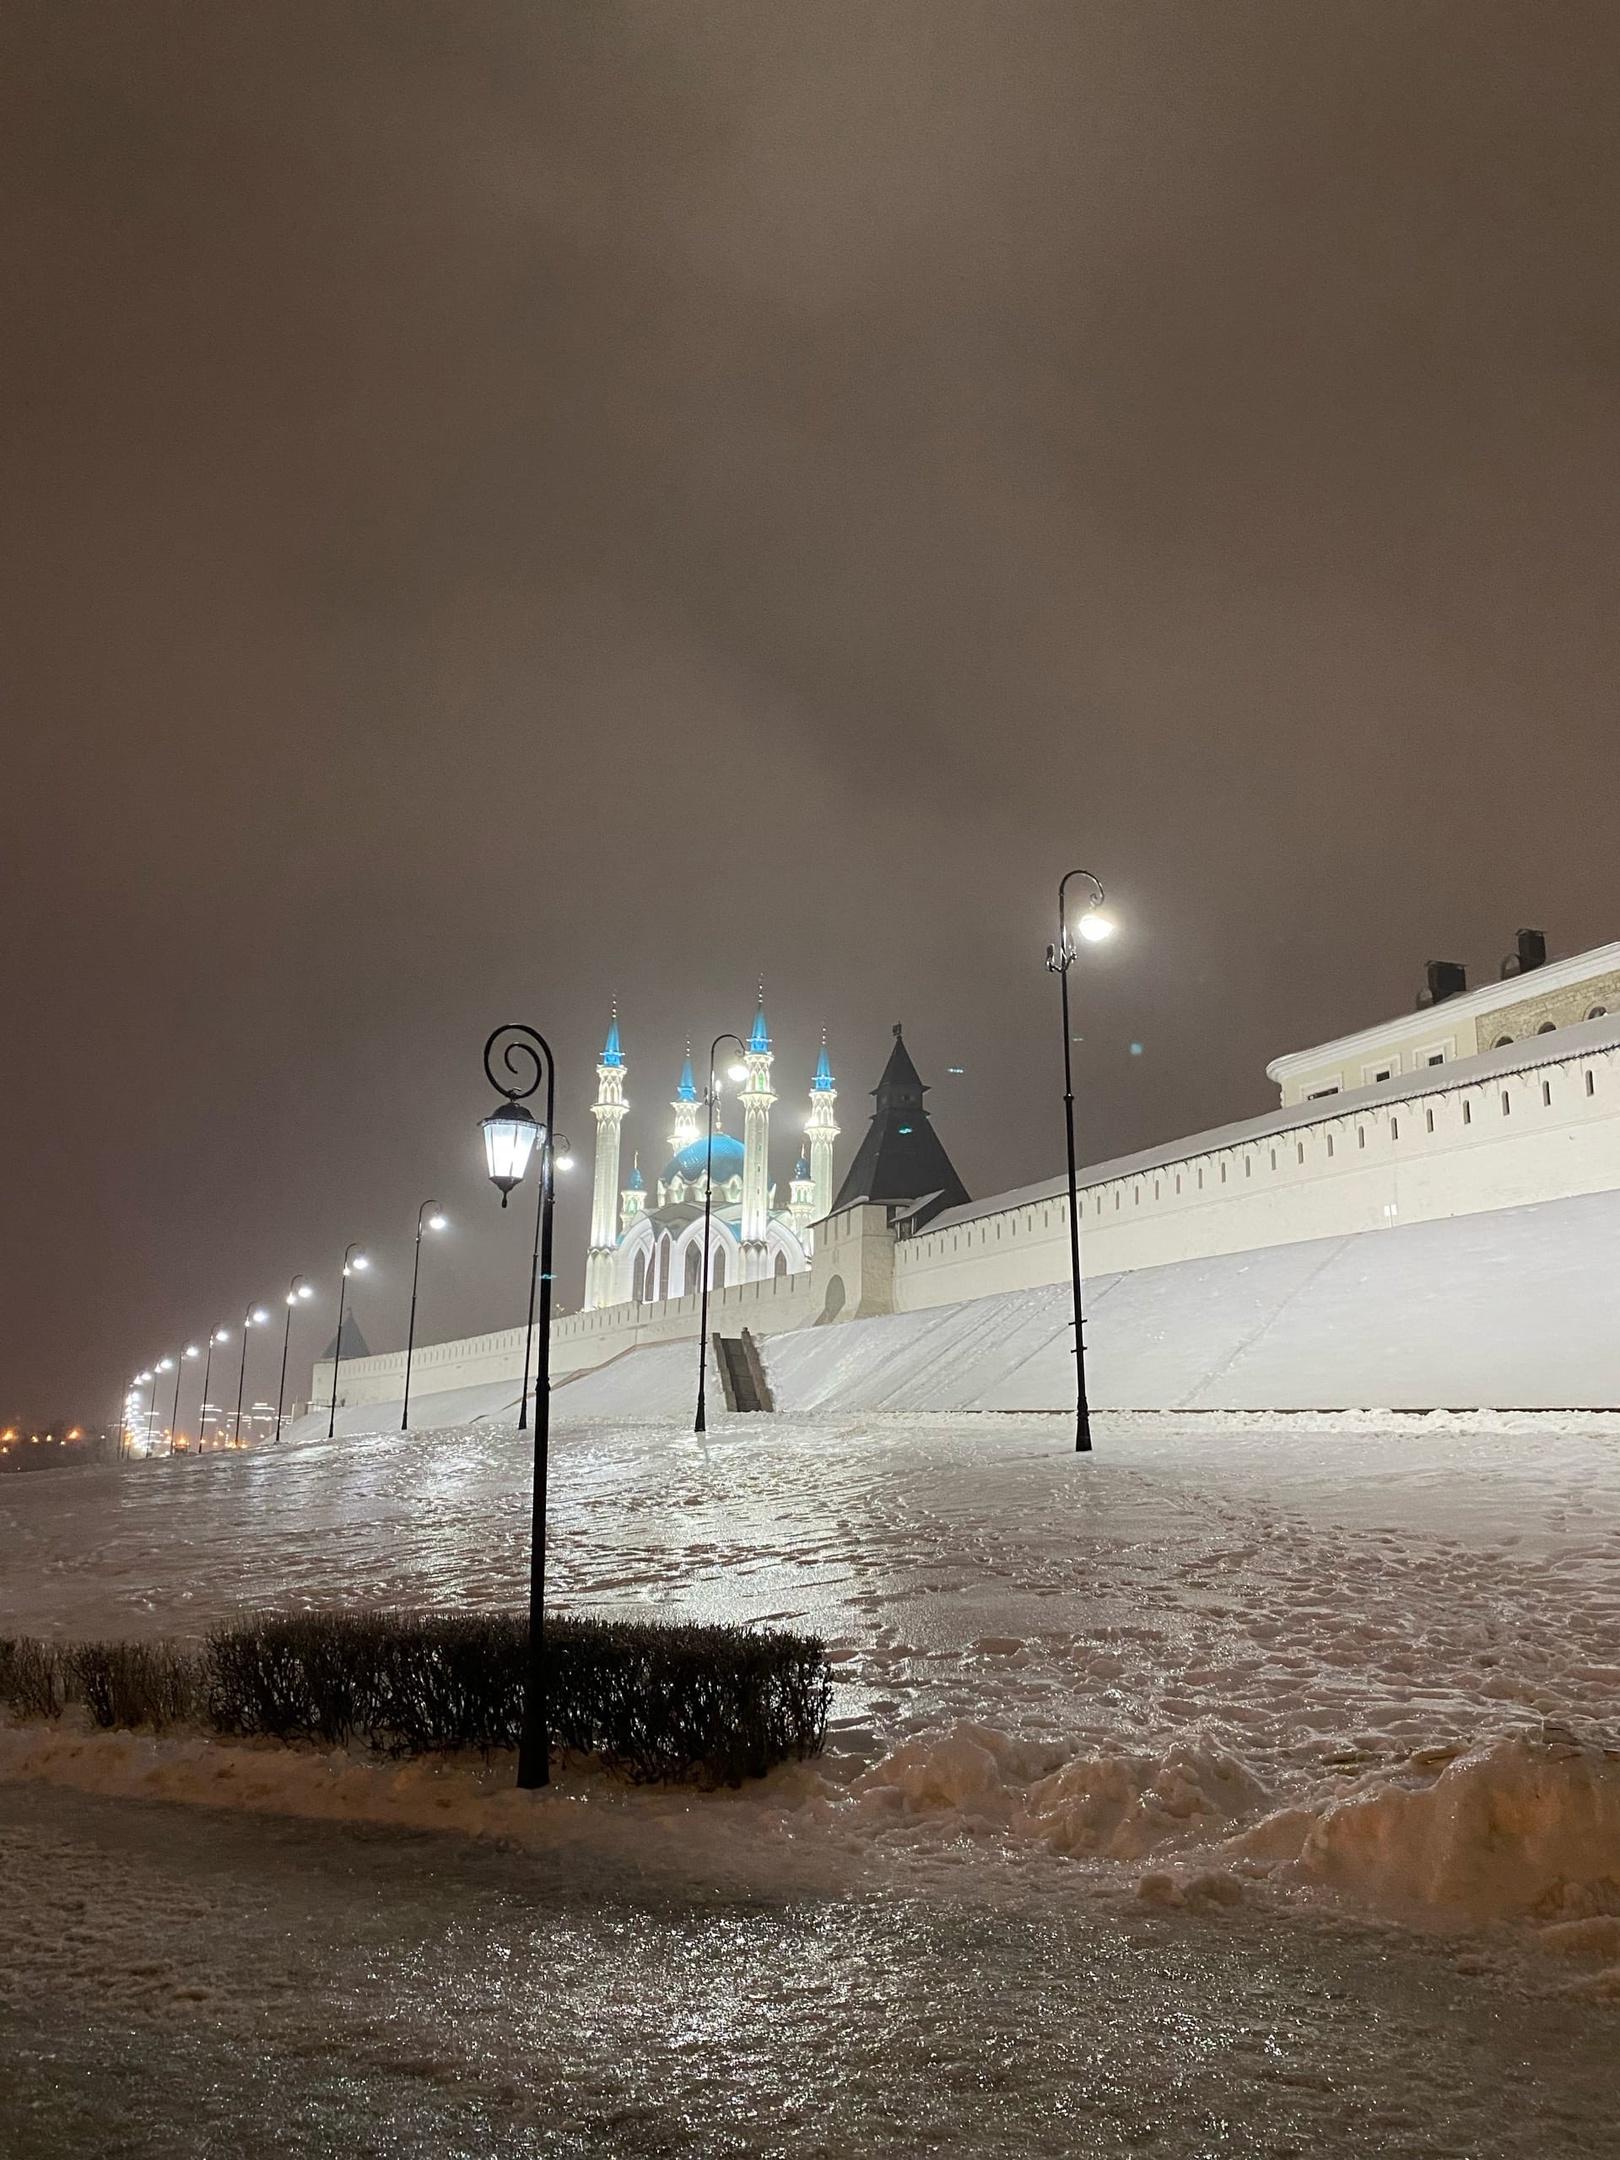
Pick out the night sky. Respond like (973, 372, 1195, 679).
(5, 3, 1618, 1424)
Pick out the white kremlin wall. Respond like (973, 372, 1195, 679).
(315, 1012, 1620, 1418)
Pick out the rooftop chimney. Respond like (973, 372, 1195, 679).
(1500, 927, 1548, 979)
(1415, 959, 1468, 1010)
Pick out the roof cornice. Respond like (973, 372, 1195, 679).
(1266, 941, 1620, 1080)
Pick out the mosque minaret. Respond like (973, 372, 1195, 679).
(580, 993, 838, 1311)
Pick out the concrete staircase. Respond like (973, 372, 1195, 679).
(714, 1329, 774, 1413)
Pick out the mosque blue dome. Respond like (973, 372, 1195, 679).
(663, 1132, 746, 1186)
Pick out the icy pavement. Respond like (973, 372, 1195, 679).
(4, 1408, 1620, 2151)
(4, 1778, 1619, 2160)
(5, 1410, 1620, 1919)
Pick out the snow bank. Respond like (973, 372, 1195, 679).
(542, 1187, 1620, 1419)
(847, 1721, 1620, 1929)
(1240, 1732, 1620, 1922)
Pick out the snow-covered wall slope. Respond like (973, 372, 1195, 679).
(545, 1187, 1620, 1416)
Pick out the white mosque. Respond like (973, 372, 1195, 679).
(582, 995, 840, 1311)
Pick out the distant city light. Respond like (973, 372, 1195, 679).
(1130, 1042, 1144, 1057)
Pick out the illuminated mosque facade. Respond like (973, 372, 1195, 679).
(583, 995, 840, 1311)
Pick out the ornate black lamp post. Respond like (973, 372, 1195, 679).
(195, 1326, 230, 1456)
(401, 1202, 449, 1431)
(694, 1033, 749, 1435)
(479, 1023, 559, 1791)
(274, 1275, 315, 1444)
(1045, 868, 1116, 1454)
(326, 1243, 370, 1438)
(231, 1303, 270, 1447)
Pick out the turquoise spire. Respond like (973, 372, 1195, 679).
(601, 999, 624, 1068)
(627, 1152, 644, 1191)
(677, 1041, 698, 1102)
(813, 1031, 834, 1090)
(748, 982, 770, 1054)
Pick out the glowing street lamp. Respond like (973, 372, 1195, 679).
(1045, 868, 1117, 1455)
(168, 1344, 201, 1457)
(401, 1203, 449, 1432)
(695, 1034, 750, 1436)
(147, 1357, 174, 1452)
(194, 1326, 231, 1456)
(326, 1244, 370, 1439)
(274, 1276, 315, 1445)
(479, 1021, 561, 1790)
(232, 1304, 271, 1448)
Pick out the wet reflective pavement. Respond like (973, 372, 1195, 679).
(2, 1781, 1614, 2159)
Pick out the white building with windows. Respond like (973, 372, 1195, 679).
(1268, 931, 1619, 1105)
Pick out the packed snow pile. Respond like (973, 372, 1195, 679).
(847, 1720, 1620, 1926)
(3, 1402, 1618, 1936)
(1245, 1730, 1620, 1921)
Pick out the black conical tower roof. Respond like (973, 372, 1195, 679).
(321, 1312, 372, 1364)
(831, 1025, 969, 1226)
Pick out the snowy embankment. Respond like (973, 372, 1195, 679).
(4, 1408, 1619, 1962)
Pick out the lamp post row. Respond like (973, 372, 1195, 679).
(124, 873, 1118, 1794)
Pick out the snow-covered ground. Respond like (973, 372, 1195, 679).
(4, 1406, 1619, 2152)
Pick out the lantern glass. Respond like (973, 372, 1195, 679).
(482, 1100, 542, 1195)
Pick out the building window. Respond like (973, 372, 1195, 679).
(1536, 1021, 1556, 1035)
(632, 1252, 646, 1304)
(1306, 1083, 1341, 1101)
(713, 1245, 727, 1290)
(1421, 1048, 1447, 1067)
(1363, 1062, 1396, 1086)
(774, 1251, 789, 1278)
(1493, 1034, 1513, 1049)
(1588, 1006, 1609, 1021)
(684, 1244, 702, 1296)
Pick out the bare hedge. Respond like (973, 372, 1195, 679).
(0, 1611, 831, 1787)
